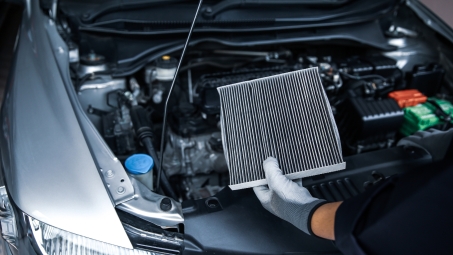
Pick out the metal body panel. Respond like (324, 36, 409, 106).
(117, 177, 184, 228)
(0, 0, 132, 248)
(407, 0, 453, 45)
(77, 76, 126, 132)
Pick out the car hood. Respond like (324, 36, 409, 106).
(0, 0, 133, 249)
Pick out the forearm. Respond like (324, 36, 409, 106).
(310, 201, 342, 240)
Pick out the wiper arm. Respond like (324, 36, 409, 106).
(203, 0, 350, 19)
(81, 0, 187, 23)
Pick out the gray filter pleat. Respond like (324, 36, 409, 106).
(218, 67, 346, 190)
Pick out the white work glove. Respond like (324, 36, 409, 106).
(253, 157, 327, 235)
(398, 128, 453, 161)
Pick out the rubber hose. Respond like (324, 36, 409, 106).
(143, 137, 178, 200)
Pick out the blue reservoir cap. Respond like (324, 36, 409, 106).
(125, 154, 154, 175)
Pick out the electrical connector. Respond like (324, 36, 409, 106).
(400, 98, 453, 136)
(388, 89, 427, 108)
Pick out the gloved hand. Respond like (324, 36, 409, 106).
(253, 157, 327, 235)
(397, 128, 453, 161)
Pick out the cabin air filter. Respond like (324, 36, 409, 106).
(218, 67, 346, 190)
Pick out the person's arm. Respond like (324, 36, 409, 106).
(255, 138, 453, 254)
(310, 201, 342, 240)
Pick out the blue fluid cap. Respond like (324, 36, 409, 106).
(125, 154, 154, 175)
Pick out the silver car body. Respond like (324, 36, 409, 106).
(0, 0, 452, 253)
(0, 0, 133, 248)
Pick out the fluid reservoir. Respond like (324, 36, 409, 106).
(78, 51, 108, 77)
(145, 55, 178, 104)
(155, 55, 177, 81)
(125, 154, 154, 191)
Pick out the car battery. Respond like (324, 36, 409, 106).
(400, 98, 453, 136)
(388, 89, 427, 108)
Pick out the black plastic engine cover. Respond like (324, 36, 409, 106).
(337, 97, 404, 154)
(407, 64, 445, 96)
(198, 66, 296, 117)
(183, 188, 340, 255)
(182, 146, 431, 255)
(348, 97, 404, 139)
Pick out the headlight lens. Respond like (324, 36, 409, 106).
(0, 186, 17, 249)
(28, 216, 156, 255)
(0, 186, 160, 254)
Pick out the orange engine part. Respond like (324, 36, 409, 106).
(388, 89, 427, 108)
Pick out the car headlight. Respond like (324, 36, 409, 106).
(27, 217, 154, 255)
(0, 186, 17, 249)
(0, 186, 157, 255)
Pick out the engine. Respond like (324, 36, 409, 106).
(73, 47, 450, 200)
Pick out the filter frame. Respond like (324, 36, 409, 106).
(218, 67, 346, 190)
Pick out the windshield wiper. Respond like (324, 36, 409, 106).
(203, 0, 351, 19)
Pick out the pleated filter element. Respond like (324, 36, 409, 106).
(218, 67, 346, 190)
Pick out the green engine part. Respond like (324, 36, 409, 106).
(400, 98, 453, 136)
(428, 98, 453, 115)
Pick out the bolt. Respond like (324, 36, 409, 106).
(105, 170, 114, 178)
(88, 52, 97, 61)
(205, 7, 212, 13)
(160, 198, 172, 211)
(117, 186, 125, 194)
(82, 13, 90, 20)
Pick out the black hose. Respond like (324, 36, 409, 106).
(130, 106, 178, 200)
(158, 0, 203, 193)
(339, 71, 387, 81)
(426, 99, 453, 131)
(142, 137, 178, 200)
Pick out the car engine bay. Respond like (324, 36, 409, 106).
(71, 44, 452, 202)
(4, 0, 453, 254)
(56, 0, 453, 204)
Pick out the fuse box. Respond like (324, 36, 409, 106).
(337, 97, 404, 154)
(406, 64, 445, 96)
